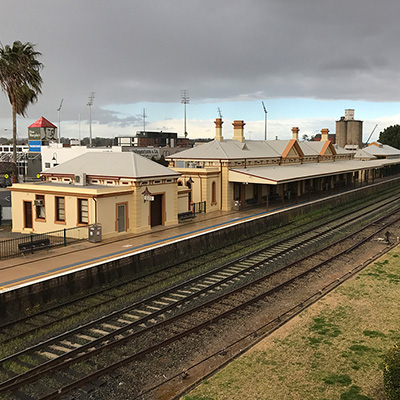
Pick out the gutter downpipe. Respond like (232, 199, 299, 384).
(93, 197, 98, 224)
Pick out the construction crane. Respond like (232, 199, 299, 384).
(365, 124, 378, 145)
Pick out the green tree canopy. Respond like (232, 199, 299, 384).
(378, 125, 400, 149)
(0, 41, 43, 166)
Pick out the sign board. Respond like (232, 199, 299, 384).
(144, 195, 154, 201)
(28, 128, 41, 140)
(29, 140, 41, 153)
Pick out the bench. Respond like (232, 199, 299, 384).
(18, 238, 51, 255)
(178, 211, 195, 222)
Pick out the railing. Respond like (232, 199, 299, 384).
(192, 201, 206, 214)
(0, 225, 88, 260)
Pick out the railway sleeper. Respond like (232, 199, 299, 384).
(38, 351, 58, 360)
(76, 334, 96, 342)
(101, 323, 121, 330)
(49, 344, 72, 353)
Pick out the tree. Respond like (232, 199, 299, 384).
(378, 125, 400, 149)
(0, 41, 43, 173)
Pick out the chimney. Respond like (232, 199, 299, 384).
(232, 120, 245, 143)
(291, 127, 299, 140)
(321, 128, 329, 141)
(214, 118, 224, 141)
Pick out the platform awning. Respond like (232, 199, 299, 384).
(229, 158, 400, 185)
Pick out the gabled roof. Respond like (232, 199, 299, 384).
(29, 117, 57, 128)
(354, 149, 377, 160)
(42, 152, 181, 179)
(300, 141, 337, 157)
(366, 142, 400, 157)
(167, 139, 295, 160)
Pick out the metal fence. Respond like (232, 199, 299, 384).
(192, 201, 206, 214)
(0, 225, 88, 260)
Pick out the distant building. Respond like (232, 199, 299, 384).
(115, 131, 191, 148)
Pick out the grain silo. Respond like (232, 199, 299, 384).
(335, 109, 363, 148)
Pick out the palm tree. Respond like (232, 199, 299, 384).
(0, 41, 43, 177)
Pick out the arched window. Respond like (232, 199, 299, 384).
(211, 181, 217, 205)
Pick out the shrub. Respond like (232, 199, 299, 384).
(384, 344, 400, 400)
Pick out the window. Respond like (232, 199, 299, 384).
(55, 197, 65, 222)
(45, 162, 51, 168)
(78, 199, 88, 224)
(35, 195, 45, 220)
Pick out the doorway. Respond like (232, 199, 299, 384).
(24, 201, 33, 229)
(116, 203, 127, 232)
(150, 194, 163, 227)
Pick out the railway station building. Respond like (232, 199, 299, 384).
(9, 152, 182, 238)
(166, 119, 400, 213)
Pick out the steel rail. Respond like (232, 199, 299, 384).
(1, 184, 397, 342)
(2, 205, 400, 398)
(1, 191, 397, 370)
(42, 210, 400, 400)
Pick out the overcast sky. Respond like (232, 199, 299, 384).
(1, 0, 400, 142)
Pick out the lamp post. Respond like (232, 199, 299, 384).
(262, 101, 268, 141)
(181, 89, 189, 139)
(87, 92, 95, 147)
(57, 99, 63, 143)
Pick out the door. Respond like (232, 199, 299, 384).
(150, 194, 163, 227)
(24, 201, 33, 229)
(117, 204, 126, 232)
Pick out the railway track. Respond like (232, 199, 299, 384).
(1, 185, 398, 347)
(0, 191, 399, 399)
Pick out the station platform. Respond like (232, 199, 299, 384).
(0, 204, 276, 293)
(0, 177, 393, 294)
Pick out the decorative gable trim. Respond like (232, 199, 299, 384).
(282, 139, 305, 159)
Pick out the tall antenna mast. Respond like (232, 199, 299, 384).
(262, 101, 268, 141)
(87, 92, 95, 146)
(218, 108, 223, 118)
(181, 89, 190, 138)
(57, 99, 63, 143)
(142, 108, 147, 133)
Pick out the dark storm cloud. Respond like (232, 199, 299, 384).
(1, 0, 400, 125)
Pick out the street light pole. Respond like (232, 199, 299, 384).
(87, 92, 95, 147)
(262, 101, 268, 141)
(181, 89, 190, 138)
(57, 99, 63, 143)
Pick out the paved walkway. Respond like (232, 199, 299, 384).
(0, 179, 387, 293)
(0, 205, 276, 292)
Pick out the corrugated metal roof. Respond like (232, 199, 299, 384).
(167, 139, 294, 160)
(366, 142, 400, 157)
(229, 158, 400, 185)
(42, 152, 180, 179)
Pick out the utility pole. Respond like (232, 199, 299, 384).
(181, 89, 190, 138)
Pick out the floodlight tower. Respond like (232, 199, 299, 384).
(262, 101, 268, 141)
(57, 99, 63, 143)
(181, 89, 190, 138)
(142, 108, 147, 133)
(87, 92, 95, 146)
